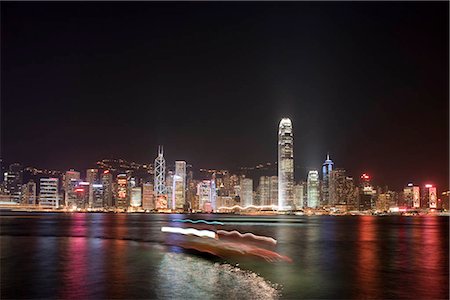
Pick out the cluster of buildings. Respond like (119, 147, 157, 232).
(0, 118, 448, 213)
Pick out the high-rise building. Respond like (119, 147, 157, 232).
(142, 183, 154, 210)
(294, 183, 305, 209)
(154, 146, 166, 197)
(4, 163, 23, 203)
(258, 176, 271, 206)
(116, 174, 128, 209)
(278, 118, 294, 210)
(403, 183, 420, 208)
(91, 184, 104, 208)
(321, 154, 334, 206)
(74, 182, 90, 209)
(86, 169, 99, 184)
(86, 169, 99, 207)
(22, 180, 36, 205)
(197, 180, 213, 212)
(358, 173, 376, 211)
(63, 169, 80, 207)
(173, 161, 186, 210)
(131, 186, 142, 207)
(101, 170, 113, 208)
(423, 184, 437, 209)
(241, 178, 253, 207)
(269, 176, 278, 206)
(39, 178, 59, 208)
(307, 170, 320, 208)
(166, 171, 174, 209)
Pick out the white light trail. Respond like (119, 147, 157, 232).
(161, 226, 217, 239)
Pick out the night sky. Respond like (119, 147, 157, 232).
(1, 2, 448, 189)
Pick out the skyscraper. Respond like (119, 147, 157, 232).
(174, 161, 186, 210)
(130, 186, 142, 207)
(101, 170, 113, 208)
(142, 183, 154, 210)
(86, 169, 99, 208)
(307, 170, 320, 208)
(358, 173, 376, 211)
(321, 154, 334, 206)
(294, 183, 305, 209)
(63, 169, 80, 207)
(116, 174, 128, 209)
(269, 176, 278, 206)
(278, 118, 294, 210)
(39, 178, 59, 208)
(4, 163, 23, 203)
(258, 176, 270, 206)
(403, 183, 420, 208)
(197, 180, 213, 212)
(92, 184, 104, 208)
(22, 180, 36, 205)
(154, 146, 166, 197)
(241, 178, 253, 207)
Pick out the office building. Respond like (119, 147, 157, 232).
(116, 174, 128, 209)
(131, 186, 142, 207)
(294, 183, 305, 209)
(101, 170, 113, 207)
(278, 118, 294, 210)
(39, 178, 59, 208)
(142, 183, 155, 210)
(241, 178, 253, 207)
(173, 161, 186, 210)
(321, 154, 334, 206)
(154, 146, 166, 197)
(307, 170, 320, 208)
(4, 163, 23, 203)
(22, 180, 36, 205)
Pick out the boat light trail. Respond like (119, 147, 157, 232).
(172, 219, 224, 225)
(161, 227, 217, 239)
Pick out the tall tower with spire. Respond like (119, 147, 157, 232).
(154, 146, 166, 197)
(321, 153, 334, 206)
(278, 118, 294, 210)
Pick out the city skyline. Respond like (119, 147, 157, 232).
(2, 2, 448, 190)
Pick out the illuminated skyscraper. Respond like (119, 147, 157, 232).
(142, 183, 154, 210)
(154, 146, 166, 197)
(22, 180, 36, 205)
(307, 170, 320, 208)
(269, 176, 278, 206)
(92, 184, 104, 208)
(86, 169, 99, 207)
(101, 170, 113, 208)
(241, 178, 253, 207)
(4, 163, 23, 203)
(197, 180, 213, 212)
(294, 183, 305, 209)
(63, 169, 80, 207)
(321, 154, 334, 206)
(423, 184, 437, 209)
(278, 118, 294, 210)
(39, 178, 59, 208)
(358, 173, 376, 211)
(174, 161, 186, 210)
(116, 174, 128, 208)
(403, 183, 420, 208)
(258, 176, 270, 206)
(131, 187, 142, 207)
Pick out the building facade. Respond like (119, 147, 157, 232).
(278, 118, 294, 210)
(307, 170, 320, 208)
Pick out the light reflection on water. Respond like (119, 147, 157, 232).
(0, 212, 448, 299)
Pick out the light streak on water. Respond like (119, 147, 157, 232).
(161, 227, 217, 239)
(172, 219, 225, 226)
